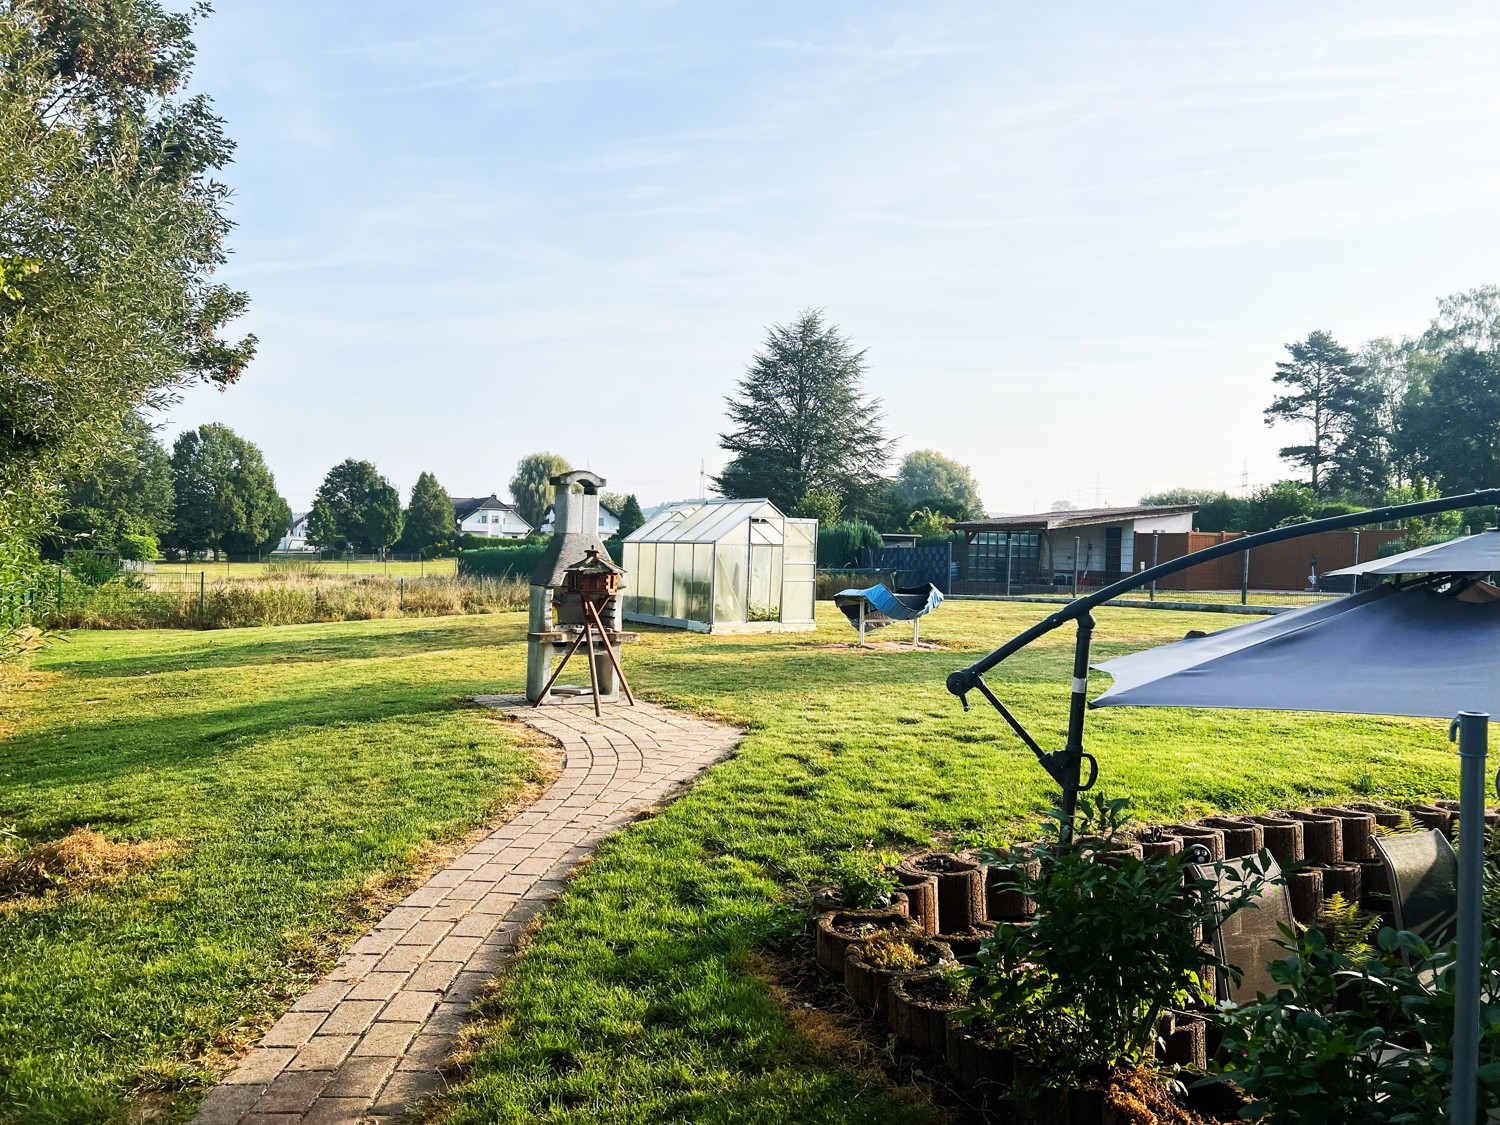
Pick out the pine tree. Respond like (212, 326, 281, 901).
(714, 310, 892, 512)
(401, 472, 455, 556)
(1264, 331, 1367, 495)
(616, 494, 645, 538)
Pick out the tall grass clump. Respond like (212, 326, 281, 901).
(41, 573, 528, 630)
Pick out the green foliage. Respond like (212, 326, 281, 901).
(400, 471, 455, 557)
(905, 507, 952, 540)
(457, 542, 550, 581)
(963, 796, 1274, 1078)
(1140, 488, 1250, 532)
(54, 413, 174, 551)
(1399, 348, 1499, 494)
(166, 425, 284, 556)
(816, 520, 883, 568)
(1247, 480, 1315, 531)
(616, 494, 645, 539)
(0, 1, 254, 648)
(508, 452, 571, 530)
(790, 487, 842, 525)
(714, 310, 892, 512)
(307, 460, 404, 554)
(1213, 927, 1500, 1123)
(895, 450, 983, 514)
(115, 534, 157, 562)
(1320, 892, 1378, 956)
(63, 549, 119, 588)
(828, 849, 900, 909)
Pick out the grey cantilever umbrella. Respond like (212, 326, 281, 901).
(1090, 583, 1499, 719)
(1090, 578, 1499, 1119)
(1327, 530, 1500, 579)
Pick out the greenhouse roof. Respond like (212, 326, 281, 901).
(627, 498, 781, 545)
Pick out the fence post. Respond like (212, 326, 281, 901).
(57, 566, 63, 613)
(1149, 531, 1159, 602)
(399, 577, 404, 610)
(1071, 536, 1080, 599)
(1240, 549, 1250, 605)
(199, 571, 205, 619)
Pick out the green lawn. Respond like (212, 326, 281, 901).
(0, 603, 1460, 1124)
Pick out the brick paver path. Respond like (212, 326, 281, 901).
(194, 696, 740, 1125)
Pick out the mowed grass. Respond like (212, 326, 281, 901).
(0, 616, 546, 1124)
(0, 602, 1461, 1124)
(432, 602, 1457, 1124)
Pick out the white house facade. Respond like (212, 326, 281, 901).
(277, 512, 314, 553)
(451, 495, 532, 539)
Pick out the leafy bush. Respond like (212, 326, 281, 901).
(63, 550, 120, 587)
(458, 537, 623, 580)
(828, 849, 900, 908)
(816, 520, 883, 568)
(962, 796, 1273, 1080)
(115, 534, 158, 561)
(458, 543, 550, 581)
(1213, 927, 1500, 1123)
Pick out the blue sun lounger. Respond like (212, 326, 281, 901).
(832, 584, 944, 646)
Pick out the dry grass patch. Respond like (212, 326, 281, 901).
(0, 829, 178, 905)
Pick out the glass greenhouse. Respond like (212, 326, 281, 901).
(620, 499, 817, 632)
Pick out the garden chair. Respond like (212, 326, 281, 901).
(1187, 853, 1295, 1004)
(1372, 829, 1457, 949)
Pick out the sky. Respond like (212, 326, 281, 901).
(161, 1, 1500, 515)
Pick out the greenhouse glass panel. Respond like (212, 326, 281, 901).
(782, 518, 817, 622)
(672, 544, 693, 620)
(748, 543, 779, 619)
(654, 545, 674, 617)
(690, 544, 712, 622)
(621, 542, 640, 614)
(635, 543, 656, 616)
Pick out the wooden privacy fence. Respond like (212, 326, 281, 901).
(1135, 529, 1406, 591)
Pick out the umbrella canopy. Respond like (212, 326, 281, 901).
(1327, 530, 1500, 578)
(1091, 583, 1500, 720)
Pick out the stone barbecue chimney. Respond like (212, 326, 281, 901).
(525, 470, 630, 703)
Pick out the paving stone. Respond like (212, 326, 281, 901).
(222, 1047, 295, 1085)
(379, 990, 438, 1023)
(394, 1030, 452, 1071)
(320, 1054, 399, 1098)
(260, 1011, 325, 1048)
(318, 1001, 384, 1036)
(286, 1034, 357, 1071)
(253, 1069, 331, 1114)
(428, 934, 482, 962)
(346, 971, 410, 1001)
(350, 1020, 421, 1057)
(406, 959, 462, 992)
(193, 1082, 266, 1124)
(395, 920, 453, 947)
(368, 1067, 447, 1115)
(290, 981, 353, 1013)
(300, 1098, 368, 1125)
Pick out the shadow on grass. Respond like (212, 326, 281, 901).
(0, 675, 522, 804)
(56, 617, 526, 679)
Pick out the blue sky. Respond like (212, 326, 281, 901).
(163, 1, 1500, 513)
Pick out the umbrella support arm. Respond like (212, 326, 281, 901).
(945, 489, 1499, 827)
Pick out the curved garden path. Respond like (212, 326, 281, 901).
(193, 695, 740, 1125)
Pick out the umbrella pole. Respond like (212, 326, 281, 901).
(1451, 710, 1490, 1124)
(1059, 614, 1097, 842)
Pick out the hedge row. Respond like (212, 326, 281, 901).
(816, 520, 884, 569)
(457, 538, 623, 580)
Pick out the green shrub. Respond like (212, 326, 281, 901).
(63, 550, 120, 587)
(458, 543, 550, 580)
(116, 534, 158, 561)
(816, 520, 883, 568)
(458, 537, 622, 580)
